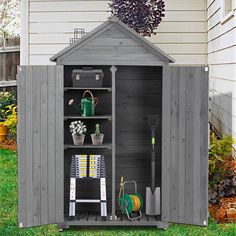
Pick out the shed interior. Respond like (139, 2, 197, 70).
(63, 65, 162, 223)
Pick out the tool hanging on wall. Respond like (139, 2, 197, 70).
(145, 114, 160, 216)
(117, 177, 143, 221)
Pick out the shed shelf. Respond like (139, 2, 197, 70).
(63, 213, 162, 227)
(64, 144, 112, 150)
(64, 115, 112, 120)
(64, 87, 112, 92)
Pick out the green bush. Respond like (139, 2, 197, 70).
(209, 132, 235, 186)
(3, 104, 17, 139)
(0, 91, 16, 121)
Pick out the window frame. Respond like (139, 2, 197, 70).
(221, 0, 235, 24)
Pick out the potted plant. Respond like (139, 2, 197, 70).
(69, 120, 87, 145)
(0, 92, 16, 143)
(91, 123, 104, 145)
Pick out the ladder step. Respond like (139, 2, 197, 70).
(76, 199, 100, 203)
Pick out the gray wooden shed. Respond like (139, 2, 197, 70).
(17, 17, 209, 230)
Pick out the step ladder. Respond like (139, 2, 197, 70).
(69, 154, 107, 221)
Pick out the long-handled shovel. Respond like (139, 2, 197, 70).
(145, 115, 160, 216)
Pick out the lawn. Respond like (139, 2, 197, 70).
(0, 149, 236, 236)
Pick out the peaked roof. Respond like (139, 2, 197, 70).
(50, 17, 175, 63)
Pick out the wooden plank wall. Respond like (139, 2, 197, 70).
(22, 0, 206, 65)
(115, 66, 162, 214)
(17, 65, 64, 227)
(59, 26, 166, 66)
(162, 66, 208, 226)
(207, 0, 236, 137)
(0, 37, 20, 82)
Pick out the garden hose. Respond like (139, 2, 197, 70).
(119, 193, 143, 214)
(131, 195, 142, 211)
(117, 179, 143, 220)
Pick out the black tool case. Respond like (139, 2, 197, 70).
(72, 67, 104, 87)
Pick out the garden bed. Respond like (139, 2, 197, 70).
(0, 139, 16, 151)
(208, 131, 236, 224)
(209, 197, 236, 223)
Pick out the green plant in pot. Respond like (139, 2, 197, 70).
(69, 120, 87, 145)
(91, 124, 104, 145)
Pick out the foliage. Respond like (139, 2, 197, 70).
(109, 0, 165, 37)
(95, 123, 101, 136)
(0, 0, 20, 38)
(69, 120, 87, 136)
(0, 149, 236, 235)
(209, 132, 235, 186)
(3, 104, 17, 138)
(0, 91, 16, 120)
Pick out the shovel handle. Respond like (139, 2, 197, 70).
(151, 150, 155, 193)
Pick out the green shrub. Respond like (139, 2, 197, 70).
(3, 104, 17, 139)
(0, 91, 16, 121)
(209, 132, 235, 186)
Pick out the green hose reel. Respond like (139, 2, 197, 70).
(119, 193, 143, 214)
(117, 178, 143, 221)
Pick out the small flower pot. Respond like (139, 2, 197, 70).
(72, 134, 85, 145)
(91, 134, 104, 145)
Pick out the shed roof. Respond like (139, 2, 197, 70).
(50, 17, 175, 65)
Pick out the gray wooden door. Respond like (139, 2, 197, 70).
(17, 66, 64, 228)
(162, 66, 209, 226)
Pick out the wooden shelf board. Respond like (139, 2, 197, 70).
(64, 143, 112, 149)
(64, 115, 112, 120)
(64, 87, 112, 91)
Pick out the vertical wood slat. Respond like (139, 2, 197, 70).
(111, 65, 116, 220)
(162, 66, 208, 226)
(18, 66, 64, 227)
(55, 66, 64, 222)
(25, 66, 34, 226)
(33, 66, 42, 225)
(170, 67, 179, 222)
(17, 67, 26, 227)
(200, 68, 209, 225)
(161, 65, 171, 222)
(40, 66, 48, 224)
(185, 67, 194, 224)
(192, 67, 202, 225)
(48, 66, 56, 223)
(177, 67, 187, 223)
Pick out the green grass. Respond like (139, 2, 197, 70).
(0, 149, 236, 236)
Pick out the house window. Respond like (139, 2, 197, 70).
(224, 0, 233, 15)
(221, 0, 234, 24)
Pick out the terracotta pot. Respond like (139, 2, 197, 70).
(72, 134, 85, 145)
(91, 134, 104, 145)
(0, 122, 8, 143)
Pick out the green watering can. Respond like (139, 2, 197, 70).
(81, 90, 99, 116)
(69, 90, 99, 117)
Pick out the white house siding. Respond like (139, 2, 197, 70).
(21, 0, 207, 65)
(207, 0, 236, 138)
